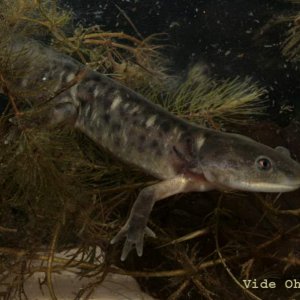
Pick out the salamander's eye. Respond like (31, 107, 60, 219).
(256, 157, 272, 171)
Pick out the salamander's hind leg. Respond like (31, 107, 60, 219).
(9, 97, 77, 128)
(111, 176, 212, 261)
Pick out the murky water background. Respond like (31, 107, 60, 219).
(64, 0, 300, 125)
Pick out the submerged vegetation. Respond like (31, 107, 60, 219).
(156, 66, 266, 127)
(281, 0, 300, 62)
(260, 0, 300, 62)
(0, 1, 300, 300)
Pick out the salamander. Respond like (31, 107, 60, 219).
(2, 36, 300, 261)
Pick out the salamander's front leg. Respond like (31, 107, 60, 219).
(111, 175, 213, 261)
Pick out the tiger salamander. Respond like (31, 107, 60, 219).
(2, 36, 300, 261)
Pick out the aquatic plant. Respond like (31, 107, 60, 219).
(160, 65, 266, 127)
(0, 0, 71, 38)
(260, 0, 300, 62)
(281, 13, 300, 62)
(0, 0, 168, 88)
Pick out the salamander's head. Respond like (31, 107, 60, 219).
(197, 131, 300, 192)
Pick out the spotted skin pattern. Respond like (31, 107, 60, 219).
(4, 36, 300, 261)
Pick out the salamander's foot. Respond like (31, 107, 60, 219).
(111, 218, 156, 261)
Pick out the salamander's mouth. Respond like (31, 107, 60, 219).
(224, 180, 300, 193)
(202, 171, 300, 193)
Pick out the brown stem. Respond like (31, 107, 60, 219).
(46, 220, 62, 300)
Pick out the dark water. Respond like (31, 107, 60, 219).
(2, 1, 299, 124)
(63, 0, 300, 125)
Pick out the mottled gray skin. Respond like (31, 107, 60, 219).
(4, 37, 300, 261)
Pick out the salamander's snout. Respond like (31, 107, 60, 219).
(280, 157, 300, 191)
(198, 132, 300, 193)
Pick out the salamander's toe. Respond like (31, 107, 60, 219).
(121, 240, 133, 261)
(145, 227, 156, 238)
(110, 223, 129, 245)
(111, 222, 156, 260)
